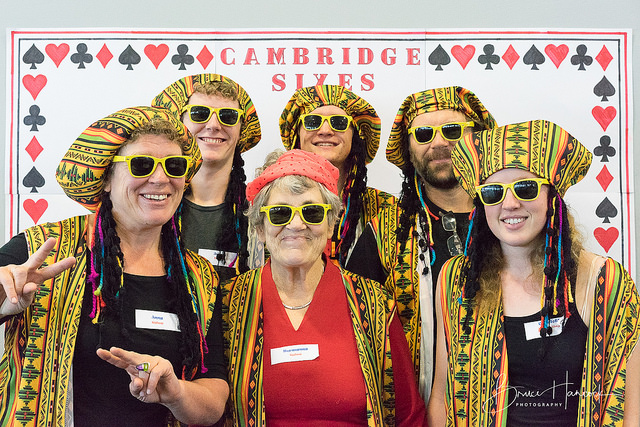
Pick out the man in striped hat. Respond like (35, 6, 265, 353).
(347, 86, 497, 404)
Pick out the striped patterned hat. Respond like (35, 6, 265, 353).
(279, 85, 381, 164)
(56, 106, 200, 211)
(452, 119, 592, 197)
(152, 73, 261, 153)
(386, 86, 496, 168)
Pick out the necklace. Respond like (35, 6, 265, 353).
(282, 299, 312, 310)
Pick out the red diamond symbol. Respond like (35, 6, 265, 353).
(596, 46, 613, 71)
(596, 165, 613, 191)
(502, 45, 520, 70)
(197, 46, 214, 69)
(96, 44, 113, 68)
(26, 136, 43, 161)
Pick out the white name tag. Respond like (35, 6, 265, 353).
(270, 344, 319, 365)
(198, 249, 238, 267)
(523, 316, 565, 341)
(135, 309, 181, 332)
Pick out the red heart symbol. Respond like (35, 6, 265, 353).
(593, 227, 619, 253)
(45, 43, 70, 67)
(451, 45, 475, 69)
(23, 199, 48, 224)
(144, 44, 169, 69)
(544, 44, 568, 68)
(592, 106, 617, 131)
(22, 75, 47, 100)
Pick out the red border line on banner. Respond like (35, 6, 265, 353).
(622, 31, 631, 271)
(8, 31, 16, 235)
(10, 30, 630, 37)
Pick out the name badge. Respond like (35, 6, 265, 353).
(271, 344, 319, 365)
(135, 309, 181, 332)
(523, 316, 565, 341)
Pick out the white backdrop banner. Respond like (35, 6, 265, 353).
(6, 29, 634, 275)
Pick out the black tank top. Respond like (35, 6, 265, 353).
(504, 310, 588, 426)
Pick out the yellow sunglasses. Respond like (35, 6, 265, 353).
(476, 178, 550, 205)
(112, 155, 190, 178)
(260, 204, 332, 226)
(408, 121, 475, 144)
(181, 105, 244, 126)
(300, 114, 353, 132)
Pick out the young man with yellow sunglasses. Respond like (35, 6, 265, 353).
(279, 85, 396, 267)
(152, 74, 261, 280)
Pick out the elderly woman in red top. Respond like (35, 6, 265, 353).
(223, 149, 426, 425)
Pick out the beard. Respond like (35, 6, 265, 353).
(410, 145, 459, 189)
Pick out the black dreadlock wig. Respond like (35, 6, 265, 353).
(88, 192, 207, 379)
(332, 132, 368, 265)
(396, 133, 423, 253)
(220, 146, 250, 274)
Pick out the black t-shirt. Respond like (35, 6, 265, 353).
(181, 198, 239, 281)
(0, 234, 227, 427)
(504, 311, 588, 426)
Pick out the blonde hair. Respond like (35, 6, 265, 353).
(193, 80, 238, 101)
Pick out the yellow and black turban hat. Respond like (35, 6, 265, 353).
(386, 86, 497, 168)
(452, 119, 592, 198)
(279, 85, 381, 164)
(151, 73, 261, 153)
(56, 106, 200, 212)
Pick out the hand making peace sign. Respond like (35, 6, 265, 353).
(0, 237, 76, 318)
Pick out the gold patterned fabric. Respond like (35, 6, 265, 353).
(366, 203, 421, 377)
(387, 86, 496, 168)
(55, 106, 200, 212)
(151, 73, 262, 153)
(362, 187, 397, 230)
(279, 85, 381, 164)
(0, 215, 219, 426)
(222, 260, 396, 426)
(439, 255, 640, 426)
(452, 119, 592, 197)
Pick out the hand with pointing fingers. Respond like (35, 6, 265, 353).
(0, 237, 76, 318)
(96, 347, 182, 405)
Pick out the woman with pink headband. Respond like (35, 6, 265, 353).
(223, 149, 425, 425)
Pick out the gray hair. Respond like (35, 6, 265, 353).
(247, 174, 342, 233)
